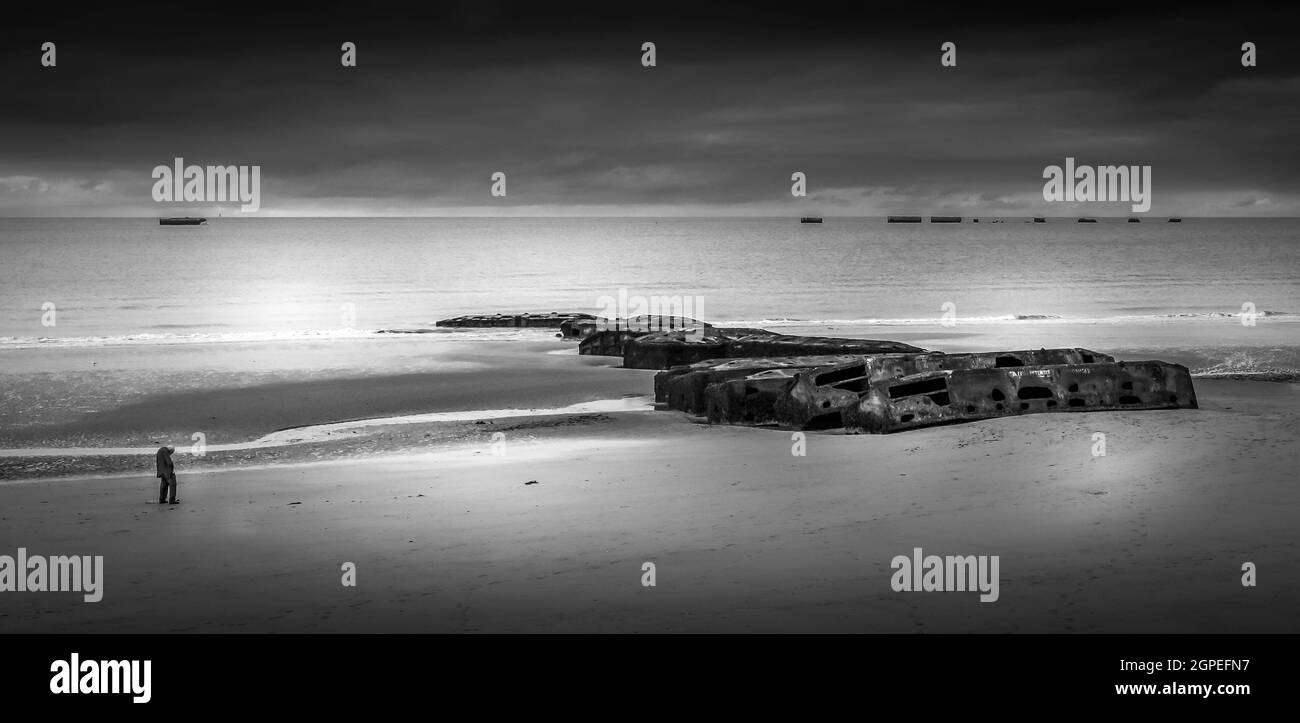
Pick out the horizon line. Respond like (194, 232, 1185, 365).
(2, 214, 1293, 220)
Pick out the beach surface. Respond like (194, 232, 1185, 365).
(0, 336, 1296, 633)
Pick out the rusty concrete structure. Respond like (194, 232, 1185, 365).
(773, 348, 1113, 429)
(620, 328, 734, 369)
(655, 355, 864, 415)
(562, 314, 706, 340)
(623, 331, 926, 371)
(578, 326, 728, 362)
(578, 328, 653, 357)
(436, 312, 596, 329)
(721, 334, 924, 362)
(841, 360, 1198, 434)
(559, 318, 592, 339)
(653, 356, 748, 404)
(704, 370, 806, 426)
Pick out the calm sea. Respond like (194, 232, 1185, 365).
(1, 217, 1297, 369)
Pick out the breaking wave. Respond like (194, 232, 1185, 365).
(0, 326, 559, 349)
(721, 311, 1300, 327)
(3, 310, 1296, 350)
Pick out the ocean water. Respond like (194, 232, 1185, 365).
(0, 217, 1297, 367)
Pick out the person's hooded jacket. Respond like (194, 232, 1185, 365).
(156, 446, 175, 479)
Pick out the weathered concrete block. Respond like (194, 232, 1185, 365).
(841, 360, 1197, 434)
(578, 329, 648, 358)
(722, 334, 925, 361)
(560, 319, 598, 339)
(621, 329, 732, 368)
(575, 316, 724, 353)
(625, 332, 927, 371)
(657, 355, 863, 414)
(578, 315, 706, 337)
(774, 353, 934, 429)
(650, 350, 801, 403)
(704, 370, 804, 426)
(436, 312, 595, 329)
(653, 359, 720, 404)
(654, 357, 740, 404)
(774, 348, 1113, 429)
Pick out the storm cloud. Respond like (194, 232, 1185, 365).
(2, 2, 1297, 216)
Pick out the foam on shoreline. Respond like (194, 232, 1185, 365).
(3, 309, 1297, 350)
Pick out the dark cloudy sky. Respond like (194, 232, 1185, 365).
(2, 2, 1298, 216)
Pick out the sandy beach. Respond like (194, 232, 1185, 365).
(1, 336, 1296, 633)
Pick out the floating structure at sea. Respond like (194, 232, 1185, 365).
(159, 217, 206, 226)
(929, 216, 962, 223)
(887, 215, 922, 223)
(800, 217, 823, 224)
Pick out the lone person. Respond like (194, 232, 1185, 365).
(156, 446, 179, 505)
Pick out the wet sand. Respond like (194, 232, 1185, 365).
(0, 337, 646, 449)
(0, 356, 1296, 632)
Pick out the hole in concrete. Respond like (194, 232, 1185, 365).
(995, 356, 1025, 367)
(1169, 394, 1178, 403)
(889, 377, 948, 400)
(995, 403, 1003, 411)
(1067, 383, 1079, 392)
(816, 365, 866, 386)
(1068, 398, 1086, 407)
(900, 414, 915, 423)
(1017, 386, 1055, 400)
(928, 393, 951, 407)
(1019, 402, 1030, 410)
(1081, 354, 1095, 363)
(821, 400, 831, 409)
(991, 388, 1006, 401)
(831, 377, 871, 392)
(1119, 395, 1142, 405)
(965, 405, 976, 413)
(1046, 400, 1058, 407)
(1121, 381, 1134, 390)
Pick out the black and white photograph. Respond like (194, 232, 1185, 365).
(0, 0, 1295, 707)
